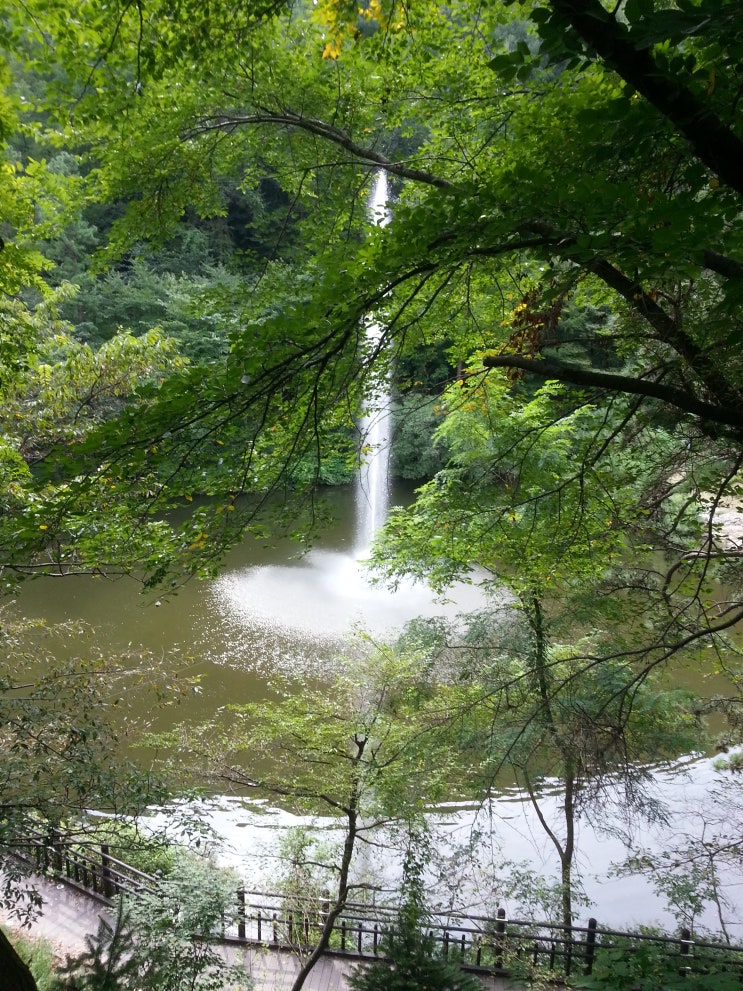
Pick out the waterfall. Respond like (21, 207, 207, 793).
(354, 172, 392, 552)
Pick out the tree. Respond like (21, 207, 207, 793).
(0, 0, 738, 619)
(0, 291, 184, 464)
(370, 363, 738, 702)
(53, 855, 249, 991)
(368, 367, 718, 928)
(460, 647, 701, 930)
(349, 838, 486, 991)
(0, 927, 37, 991)
(0, 610, 182, 987)
(615, 762, 743, 940)
(0, 35, 278, 983)
(375, 597, 705, 932)
(158, 652, 461, 991)
(0, 286, 193, 588)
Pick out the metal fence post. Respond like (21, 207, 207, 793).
(100, 844, 115, 899)
(495, 908, 507, 969)
(680, 927, 693, 975)
(584, 918, 598, 975)
(237, 888, 246, 940)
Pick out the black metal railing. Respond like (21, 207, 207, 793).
(223, 892, 743, 982)
(6, 826, 743, 983)
(8, 825, 160, 902)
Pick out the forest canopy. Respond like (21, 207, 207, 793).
(0, 0, 739, 633)
(0, 4, 740, 685)
(1, 0, 743, 982)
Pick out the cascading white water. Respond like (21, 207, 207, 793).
(206, 168, 491, 646)
(355, 172, 392, 552)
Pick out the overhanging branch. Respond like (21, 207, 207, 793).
(481, 353, 743, 434)
(586, 257, 739, 408)
(549, 0, 743, 198)
(187, 111, 455, 189)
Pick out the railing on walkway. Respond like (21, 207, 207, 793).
(225, 891, 743, 981)
(8, 825, 160, 902)
(6, 827, 743, 982)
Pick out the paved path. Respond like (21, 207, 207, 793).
(1, 873, 506, 990)
(1, 873, 102, 959)
(230, 947, 360, 990)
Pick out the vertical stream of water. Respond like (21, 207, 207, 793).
(355, 172, 392, 552)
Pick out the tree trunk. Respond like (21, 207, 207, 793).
(560, 765, 576, 932)
(289, 734, 366, 991)
(528, 588, 576, 932)
(530, 592, 550, 708)
(0, 927, 39, 991)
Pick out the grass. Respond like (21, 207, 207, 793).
(3, 926, 60, 990)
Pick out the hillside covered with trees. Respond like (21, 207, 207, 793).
(1, 0, 742, 986)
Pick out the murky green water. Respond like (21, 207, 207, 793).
(12, 482, 736, 741)
(12, 485, 493, 728)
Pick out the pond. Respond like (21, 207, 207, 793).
(12, 482, 743, 939)
(14, 484, 491, 715)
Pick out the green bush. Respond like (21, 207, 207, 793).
(348, 912, 485, 991)
(572, 935, 742, 991)
(52, 853, 251, 991)
(78, 821, 177, 878)
(350, 839, 485, 991)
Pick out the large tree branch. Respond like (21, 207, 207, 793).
(187, 102, 743, 414)
(549, 0, 743, 197)
(585, 258, 740, 408)
(702, 249, 743, 282)
(481, 353, 743, 435)
(186, 111, 455, 189)
(505, 221, 742, 408)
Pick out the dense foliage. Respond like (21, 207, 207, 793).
(52, 855, 249, 991)
(1, 0, 743, 985)
(0, 0, 739, 598)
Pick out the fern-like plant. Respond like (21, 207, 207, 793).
(51, 901, 151, 990)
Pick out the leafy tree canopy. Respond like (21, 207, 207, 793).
(1, 2, 741, 979)
(1, 0, 740, 855)
(0, 0, 739, 593)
